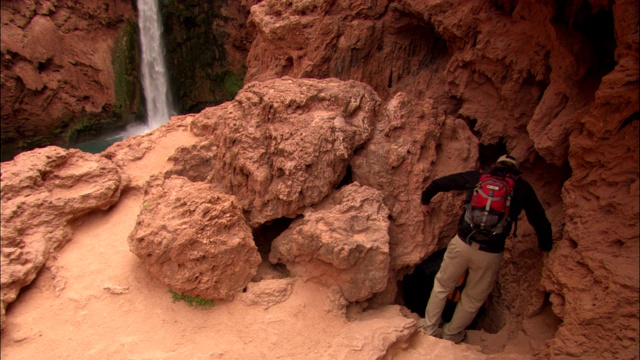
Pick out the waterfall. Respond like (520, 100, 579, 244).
(69, 0, 174, 154)
(138, 0, 174, 129)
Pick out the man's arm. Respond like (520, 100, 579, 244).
(421, 170, 480, 205)
(522, 183, 553, 251)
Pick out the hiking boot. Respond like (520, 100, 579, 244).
(441, 329, 466, 344)
(417, 319, 442, 338)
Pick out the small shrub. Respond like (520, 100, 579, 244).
(168, 289, 215, 308)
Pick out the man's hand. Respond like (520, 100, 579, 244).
(421, 204, 431, 215)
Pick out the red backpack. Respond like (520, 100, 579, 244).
(464, 172, 517, 240)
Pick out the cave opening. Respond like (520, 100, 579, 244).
(398, 248, 487, 330)
(397, 140, 562, 336)
(337, 164, 354, 189)
(553, 1, 617, 79)
(478, 138, 509, 170)
(251, 217, 295, 281)
(252, 217, 295, 259)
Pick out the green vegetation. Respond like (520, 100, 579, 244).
(65, 118, 101, 143)
(209, 69, 245, 103)
(161, 1, 244, 113)
(168, 289, 215, 308)
(112, 19, 142, 116)
(63, 113, 128, 145)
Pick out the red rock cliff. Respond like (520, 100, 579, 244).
(0, 0, 137, 159)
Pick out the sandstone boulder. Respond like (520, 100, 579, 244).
(169, 77, 380, 226)
(269, 183, 390, 302)
(351, 92, 478, 269)
(326, 305, 416, 359)
(128, 174, 261, 300)
(238, 278, 296, 310)
(1, 146, 125, 329)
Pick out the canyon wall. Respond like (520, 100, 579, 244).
(0, 0, 256, 161)
(0, 0, 138, 160)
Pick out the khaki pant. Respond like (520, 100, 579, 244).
(422, 234, 503, 337)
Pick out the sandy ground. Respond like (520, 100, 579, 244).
(0, 128, 551, 359)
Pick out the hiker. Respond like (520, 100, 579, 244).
(418, 154, 552, 343)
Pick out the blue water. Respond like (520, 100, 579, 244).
(73, 133, 127, 154)
(70, 123, 152, 154)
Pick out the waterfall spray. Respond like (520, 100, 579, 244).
(138, 0, 174, 129)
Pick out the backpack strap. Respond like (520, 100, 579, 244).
(507, 173, 519, 237)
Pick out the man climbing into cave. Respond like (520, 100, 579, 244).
(418, 154, 553, 344)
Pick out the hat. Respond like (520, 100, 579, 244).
(496, 154, 519, 170)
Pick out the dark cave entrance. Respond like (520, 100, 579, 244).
(251, 216, 296, 280)
(337, 164, 354, 189)
(398, 249, 486, 330)
(397, 139, 567, 334)
(252, 217, 295, 259)
(553, 1, 617, 95)
(399, 249, 448, 318)
(478, 138, 509, 170)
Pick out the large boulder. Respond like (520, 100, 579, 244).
(128, 174, 261, 300)
(169, 77, 380, 226)
(1, 146, 126, 329)
(269, 183, 390, 302)
(351, 92, 478, 269)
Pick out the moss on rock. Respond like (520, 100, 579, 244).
(112, 19, 143, 117)
(162, 1, 245, 114)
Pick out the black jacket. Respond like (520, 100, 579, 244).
(421, 169, 552, 252)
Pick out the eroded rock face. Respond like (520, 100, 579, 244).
(127, 174, 261, 300)
(0, 146, 126, 329)
(351, 93, 478, 269)
(246, 0, 638, 358)
(270, 183, 390, 302)
(541, 126, 638, 359)
(246, 0, 446, 100)
(0, 1, 137, 158)
(237, 278, 296, 310)
(169, 77, 380, 226)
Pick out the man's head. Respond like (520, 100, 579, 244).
(496, 154, 519, 171)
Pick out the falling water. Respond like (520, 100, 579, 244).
(138, 0, 174, 129)
(70, 0, 174, 154)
